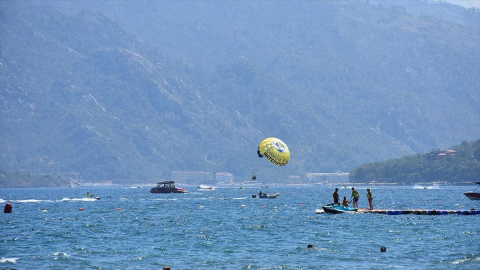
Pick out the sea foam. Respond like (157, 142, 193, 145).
(0, 257, 19, 263)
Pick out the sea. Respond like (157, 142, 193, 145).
(1, 185, 479, 270)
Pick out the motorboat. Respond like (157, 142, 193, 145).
(260, 192, 279, 199)
(197, 184, 215, 190)
(254, 192, 279, 199)
(150, 181, 188, 194)
(464, 182, 480, 201)
(412, 184, 439, 190)
(322, 204, 358, 214)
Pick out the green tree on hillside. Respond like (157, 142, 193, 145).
(349, 140, 480, 184)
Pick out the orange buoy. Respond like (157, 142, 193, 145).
(4, 203, 12, 213)
(78, 208, 85, 211)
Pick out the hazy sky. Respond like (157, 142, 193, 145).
(441, 0, 480, 8)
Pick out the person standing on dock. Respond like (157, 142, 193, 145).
(351, 187, 360, 208)
(333, 188, 339, 205)
(367, 188, 373, 210)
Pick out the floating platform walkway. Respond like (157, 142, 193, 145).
(360, 209, 480, 215)
(316, 208, 480, 215)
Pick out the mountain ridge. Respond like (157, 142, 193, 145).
(0, 0, 479, 184)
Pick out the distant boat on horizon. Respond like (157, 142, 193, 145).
(412, 184, 440, 190)
(197, 184, 215, 190)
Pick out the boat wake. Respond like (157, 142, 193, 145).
(49, 252, 70, 259)
(412, 185, 440, 190)
(152, 198, 178, 201)
(59, 197, 98, 202)
(0, 257, 19, 263)
(452, 254, 480, 264)
(15, 199, 54, 203)
(6, 198, 100, 203)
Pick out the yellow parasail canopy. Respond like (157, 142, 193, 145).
(257, 137, 290, 166)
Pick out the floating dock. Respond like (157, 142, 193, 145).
(316, 208, 480, 215)
(358, 209, 480, 216)
(362, 209, 480, 215)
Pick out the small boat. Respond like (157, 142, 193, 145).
(197, 185, 215, 190)
(256, 192, 279, 199)
(464, 182, 480, 201)
(85, 192, 100, 200)
(322, 204, 358, 214)
(150, 181, 188, 194)
(413, 184, 440, 190)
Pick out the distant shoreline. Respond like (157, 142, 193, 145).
(2, 181, 478, 189)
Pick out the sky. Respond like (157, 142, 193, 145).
(441, 0, 480, 8)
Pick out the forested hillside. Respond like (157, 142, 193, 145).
(349, 140, 480, 184)
(0, 166, 75, 188)
(0, 0, 479, 185)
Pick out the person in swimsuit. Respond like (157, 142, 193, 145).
(341, 197, 350, 207)
(333, 188, 340, 205)
(367, 188, 373, 210)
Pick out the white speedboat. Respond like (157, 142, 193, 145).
(197, 185, 215, 191)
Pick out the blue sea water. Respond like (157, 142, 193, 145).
(1, 185, 479, 269)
